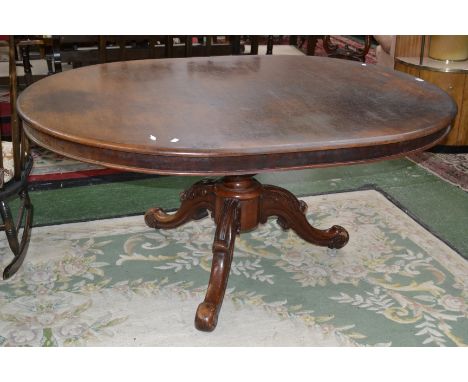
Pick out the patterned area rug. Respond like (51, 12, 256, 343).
(28, 146, 119, 182)
(299, 36, 377, 64)
(407, 152, 468, 191)
(0, 190, 466, 346)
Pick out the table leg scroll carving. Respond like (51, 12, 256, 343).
(144, 179, 216, 229)
(145, 175, 348, 332)
(195, 198, 240, 332)
(260, 185, 349, 249)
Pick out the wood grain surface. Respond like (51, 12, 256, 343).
(18, 55, 457, 175)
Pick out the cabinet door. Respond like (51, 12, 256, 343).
(394, 61, 420, 77)
(459, 77, 468, 145)
(395, 36, 429, 58)
(420, 70, 466, 145)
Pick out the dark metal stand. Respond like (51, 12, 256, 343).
(1, 156, 33, 279)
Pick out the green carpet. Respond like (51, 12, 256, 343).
(19, 158, 468, 258)
(1, 190, 466, 346)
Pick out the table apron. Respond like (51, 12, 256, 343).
(23, 123, 450, 176)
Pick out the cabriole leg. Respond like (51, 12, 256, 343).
(195, 198, 240, 332)
(260, 185, 349, 249)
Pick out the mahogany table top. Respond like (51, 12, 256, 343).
(18, 55, 457, 175)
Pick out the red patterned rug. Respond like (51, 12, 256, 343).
(0, 90, 10, 136)
(297, 36, 377, 64)
(407, 152, 468, 191)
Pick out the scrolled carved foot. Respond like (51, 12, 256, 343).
(260, 185, 349, 249)
(145, 179, 216, 230)
(195, 302, 219, 332)
(322, 224, 349, 249)
(194, 198, 240, 332)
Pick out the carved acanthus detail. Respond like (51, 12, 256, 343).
(180, 178, 216, 201)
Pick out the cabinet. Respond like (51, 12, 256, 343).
(394, 36, 468, 146)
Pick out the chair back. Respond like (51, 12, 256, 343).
(1, 36, 30, 186)
(6, 36, 30, 182)
(0, 35, 33, 280)
(48, 35, 255, 72)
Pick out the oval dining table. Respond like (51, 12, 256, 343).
(17, 55, 457, 332)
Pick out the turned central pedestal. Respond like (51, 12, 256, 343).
(213, 175, 262, 232)
(145, 175, 349, 332)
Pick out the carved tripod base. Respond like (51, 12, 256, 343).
(144, 175, 349, 332)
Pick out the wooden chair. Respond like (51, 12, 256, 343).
(51, 35, 103, 70)
(0, 36, 33, 279)
(242, 36, 285, 55)
(0, 36, 52, 88)
(47, 36, 257, 72)
(16, 37, 47, 86)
